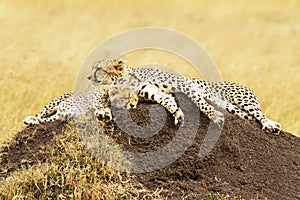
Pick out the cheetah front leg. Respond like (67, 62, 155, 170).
(92, 92, 112, 121)
(128, 83, 184, 126)
(93, 106, 112, 121)
(127, 91, 139, 109)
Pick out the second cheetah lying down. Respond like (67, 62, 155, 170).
(24, 84, 184, 126)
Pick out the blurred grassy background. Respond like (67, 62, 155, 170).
(0, 0, 299, 141)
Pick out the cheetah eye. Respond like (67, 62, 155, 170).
(118, 60, 123, 64)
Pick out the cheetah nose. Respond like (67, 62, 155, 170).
(87, 76, 91, 80)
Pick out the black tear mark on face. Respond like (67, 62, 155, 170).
(93, 67, 102, 82)
(92, 67, 110, 83)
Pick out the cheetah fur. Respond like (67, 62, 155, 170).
(87, 59, 281, 134)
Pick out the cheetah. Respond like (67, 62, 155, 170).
(87, 59, 223, 126)
(87, 59, 184, 125)
(23, 88, 113, 126)
(24, 83, 183, 126)
(87, 59, 281, 134)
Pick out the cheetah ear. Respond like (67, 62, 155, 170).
(113, 59, 125, 71)
(114, 64, 123, 71)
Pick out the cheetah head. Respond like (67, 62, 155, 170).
(87, 59, 126, 85)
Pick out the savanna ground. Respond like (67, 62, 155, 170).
(0, 0, 300, 199)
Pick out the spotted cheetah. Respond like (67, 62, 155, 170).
(87, 60, 184, 125)
(87, 59, 224, 127)
(23, 88, 113, 126)
(24, 83, 183, 126)
(87, 59, 281, 134)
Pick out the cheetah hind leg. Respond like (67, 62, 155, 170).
(211, 96, 255, 120)
(225, 98, 281, 134)
(261, 118, 281, 135)
(186, 87, 224, 127)
(23, 112, 61, 126)
(236, 100, 281, 134)
(23, 92, 74, 126)
(23, 115, 40, 126)
(23, 103, 61, 126)
(231, 98, 281, 134)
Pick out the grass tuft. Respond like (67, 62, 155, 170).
(0, 117, 163, 199)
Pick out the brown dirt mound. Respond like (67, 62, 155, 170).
(0, 121, 66, 178)
(1, 93, 299, 199)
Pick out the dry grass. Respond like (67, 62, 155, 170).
(0, 0, 299, 143)
(0, 122, 167, 199)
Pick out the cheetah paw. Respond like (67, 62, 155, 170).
(127, 92, 139, 109)
(95, 108, 112, 121)
(23, 116, 39, 126)
(212, 110, 225, 127)
(261, 119, 281, 134)
(127, 101, 137, 109)
(174, 109, 185, 126)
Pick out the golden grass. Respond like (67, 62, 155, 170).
(0, 0, 299, 142)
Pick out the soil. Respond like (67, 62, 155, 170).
(1, 93, 299, 199)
